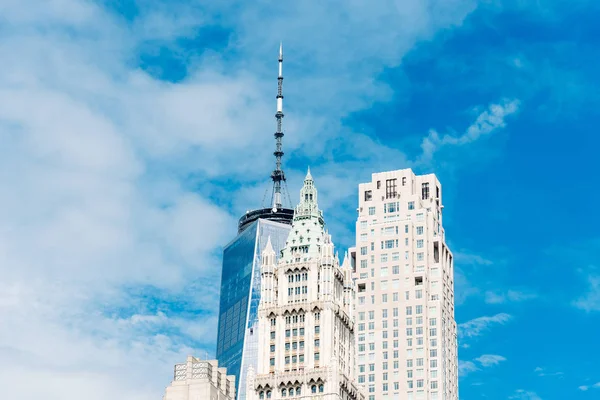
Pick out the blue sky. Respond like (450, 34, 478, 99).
(0, 0, 598, 399)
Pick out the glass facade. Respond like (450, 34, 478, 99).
(216, 219, 291, 400)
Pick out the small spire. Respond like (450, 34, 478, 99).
(342, 250, 351, 270)
(305, 166, 313, 181)
(263, 236, 275, 254)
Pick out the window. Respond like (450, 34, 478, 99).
(430, 318, 437, 326)
(385, 240, 395, 249)
(406, 306, 412, 315)
(431, 381, 438, 389)
(416, 239, 424, 248)
(416, 290, 423, 299)
(384, 202, 399, 213)
(430, 359, 437, 368)
(361, 246, 368, 255)
(368, 207, 376, 215)
(392, 252, 400, 261)
(408, 201, 415, 210)
(430, 328, 437, 336)
(422, 183, 429, 200)
(270, 331, 276, 340)
(365, 190, 373, 201)
(282, 389, 287, 397)
(393, 265, 399, 274)
(381, 253, 389, 263)
(386, 179, 397, 199)
(417, 252, 424, 261)
(416, 305, 423, 314)
(360, 221, 368, 230)
(416, 226, 424, 235)
(417, 379, 424, 388)
(315, 352, 320, 361)
(270, 358, 275, 366)
(360, 233, 368, 242)
(312, 385, 317, 394)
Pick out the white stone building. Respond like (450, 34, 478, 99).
(164, 356, 236, 400)
(246, 170, 364, 400)
(353, 169, 458, 400)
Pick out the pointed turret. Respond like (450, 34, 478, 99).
(260, 236, 276, 305)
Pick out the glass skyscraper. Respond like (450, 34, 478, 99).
(216, 218, 291, 400)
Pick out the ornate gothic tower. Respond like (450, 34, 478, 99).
(246, 170, 364, 400)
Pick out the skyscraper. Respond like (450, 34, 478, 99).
(216, 44, 295, 400)
(246, 170, 364, 400)
(353, 169, 458, 400)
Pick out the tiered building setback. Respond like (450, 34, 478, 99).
(164, 357, 236, 400)
(246, 170, 364, 400)
(353, 169, 458, 400)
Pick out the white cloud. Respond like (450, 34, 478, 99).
(458, 313, 512, 339)
(573, 274, 600, 312)
(485, 290, 538, 304)
(419, 99, 520, 164)
(459, 360, 479, 377)
(475, 354, 507, 367)
(509, 389, 542, 400)
(578, 382, 600, 391)
(460, 354, 506, 377)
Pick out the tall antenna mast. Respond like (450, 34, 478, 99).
(271, 42, 285, 210)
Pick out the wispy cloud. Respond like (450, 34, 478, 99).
(475, 354, 507, 367)
(459, 360, 480, 376)
(573, 274, 600, 312)
(534, 367, 564, 378)
(460, 354, 506, 377)
(485, 290, 538, 304)
(458, 313, 512, 339)
(419, 99, 520, 164)
(579, 382, 600, 391)
(509, 389, 542, 400)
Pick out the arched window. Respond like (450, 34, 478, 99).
(296, 387, 301, 395)
(319, 384, 324, 393)
(289, 388, 294, 396)
(259, 392, 264, 399)
(281, 389, 286, 397)
(311, 385, 317, 393)
(266, 391, 272, 398)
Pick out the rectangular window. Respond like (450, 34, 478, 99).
(384, 202, 399, 213)
(417, 239, 424, 248)
(386, 179, 397, 199)
(416, 305, 423, 314)
(360, 246, 368, 255)
(408, 201, 415, 210)
(368, 206, 376, 215)
(381, 253, 389, 262)
(360, 233, 368, 242)
(365, 190, 373, 201)
(381, 267, 389, 277)
(385, 240, 395, 249)
(392, 265, 399, 274)
(417, 252, 424, 261)
(392, 252, 400, 261)
(422, 183, 429, 200)
(416, 226, 424, 235)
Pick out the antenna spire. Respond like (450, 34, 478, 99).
(271, 43, 285, 209)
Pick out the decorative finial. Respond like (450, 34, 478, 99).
(305, 166, 312, 181)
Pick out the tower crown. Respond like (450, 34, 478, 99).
(280, 168, 326, 262)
